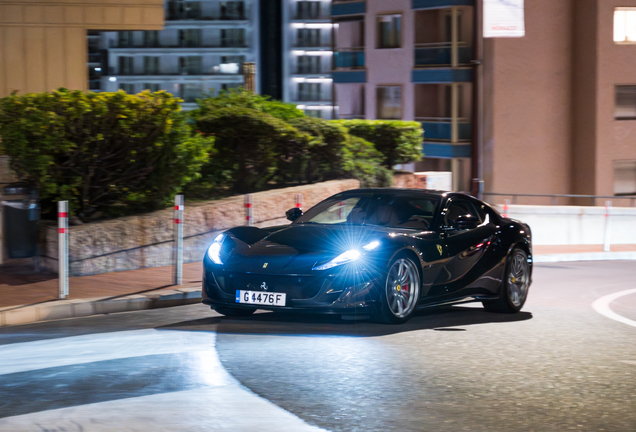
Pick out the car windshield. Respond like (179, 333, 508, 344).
(295, 193, 440, 229)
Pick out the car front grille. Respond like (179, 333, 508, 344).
(215, 272, 325, 300)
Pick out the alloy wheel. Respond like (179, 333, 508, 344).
(386, 258, 420, 319)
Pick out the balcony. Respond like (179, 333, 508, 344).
(331, 1, 366, 17)
(412, 0, 475, 10)
(334, 49, 365, 69)
(417, 117, 471, 141)
(112, 43, 248, 50)
(414, 43, 472, 67)
(166, 2, 246, 21)
(109, 69, 243, 77)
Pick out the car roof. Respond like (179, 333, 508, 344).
(338, 188, 475, 200)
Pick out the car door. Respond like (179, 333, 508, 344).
(432, 198, 495, 298)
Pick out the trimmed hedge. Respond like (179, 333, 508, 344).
(0, 89, 213, 219)
(333, 120, 423, 168)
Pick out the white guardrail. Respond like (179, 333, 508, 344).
(493, 203, 636, 246)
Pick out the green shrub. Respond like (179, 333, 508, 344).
(192, 106, 311, 193)
(193, 88, 305, 122)
(286, 117, 349, 183)
(0, 89, 213, 219)
(334, 120, 423, 168)
(342, 135, 393, 187)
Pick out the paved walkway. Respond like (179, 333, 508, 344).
(1, 245, 635, 327)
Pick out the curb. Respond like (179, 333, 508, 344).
(0, 287, 202, 327)
(534, 251, 636, 263)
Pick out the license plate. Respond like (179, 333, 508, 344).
(236, 290, 286, 307)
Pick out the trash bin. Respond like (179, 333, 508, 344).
(2, 183, 40, 259)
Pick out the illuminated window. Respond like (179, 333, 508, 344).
(614, 8, 636, 42)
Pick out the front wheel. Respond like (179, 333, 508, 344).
(379, 255, 421, 324)
(483, 248, 530, 313)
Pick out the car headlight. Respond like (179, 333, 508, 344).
(313, 249, 360, 271)
(207, 234, 225, 265)
(312, 240, 379, 271)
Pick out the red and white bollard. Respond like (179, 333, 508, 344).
(58, 201, 69, 299)
(173, 195, 184, 285)
(295, 193, 303, 211)
(503, 199, 510, 218)
(604, 200, 612, 252)
(245, 194, 253, 226)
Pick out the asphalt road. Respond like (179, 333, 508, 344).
(0, 261, 635, 431)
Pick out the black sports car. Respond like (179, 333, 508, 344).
(202, 188, 532, 324)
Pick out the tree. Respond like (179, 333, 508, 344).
(193, 106, 311, 193)
(0, 89, 213, 219)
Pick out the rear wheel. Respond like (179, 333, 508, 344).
(379, 255, 421, 324)
(214, 306, 256, 317)
(483, 248, 530, 313)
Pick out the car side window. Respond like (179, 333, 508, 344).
(443, 199, 481, 228)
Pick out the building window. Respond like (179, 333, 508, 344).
(296, 2, 321, 20)
(305, 109, 322, 118)
(144, 31, 159, 47)
(118, 56, 134, 75)
(297, 55, 321, 74)
(298, 82, 322, 101)
(179, 29, 202, 47)
(221, 28, 246, 47)
(168, 1, 201, 20)
(118, 31, 135, 48)
(144, 57, 159, 75)
(377, 15, 401, 49)
(179, 56, 203, 75)
(143, 83, 160, 92)
(377, 86, 402, 119)
(119, 83, 135, 94)
(615, 85, 636, 120)
(180, 83, 202, 102)
(297, 28, 321, 47)
(614, 8, 636, 43)
(221, 1, 245, 20)
(614, 160, 636, 195)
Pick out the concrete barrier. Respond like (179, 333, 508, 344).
(37, 179, 360, 276)
(496, 204, 636, 245)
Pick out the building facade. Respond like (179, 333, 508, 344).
(99, 0, 260, 109)
(0, 0, 164, 98)
(282, 0, 335, 119)
(331, 0, 636, 199)
(332, 0, 474, 191)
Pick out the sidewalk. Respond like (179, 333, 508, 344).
(1, 245, 635, 327)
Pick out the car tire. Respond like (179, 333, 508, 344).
(379, 254, 421, 324)
(483, 247, 530, 313)
(214, 306, 256, 317)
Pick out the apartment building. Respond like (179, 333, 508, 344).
(99, 0, 260, 109)
(331, 0, 636, 198)
(332, 0, 474, 191)
(282, 0, 335, 118)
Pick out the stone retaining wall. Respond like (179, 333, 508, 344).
(39, 179, 360, 276)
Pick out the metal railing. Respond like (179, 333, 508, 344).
(483, 192, 636, 207)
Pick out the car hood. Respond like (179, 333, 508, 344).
(223, 224, 389, 274)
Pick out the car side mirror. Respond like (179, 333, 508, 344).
(286, 207, 303, 222)
(452, 214, 480, 230)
